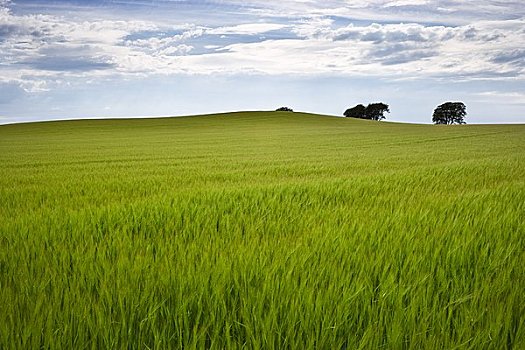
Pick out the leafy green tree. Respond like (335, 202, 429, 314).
(432, 102, 467, 125)
(344, 103, 389, 121)
(276, 107, 293, 112)
(344, 104, 367, 118)
(365, 103, 390, 121)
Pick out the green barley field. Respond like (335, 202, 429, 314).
(1, 111, 524, 349)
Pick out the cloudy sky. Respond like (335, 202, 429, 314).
(0, 0, 524, 124)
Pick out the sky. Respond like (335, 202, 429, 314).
(0, 0, 524, 124)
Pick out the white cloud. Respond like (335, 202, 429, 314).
(474, 91, 525, 105)
(123, 27, 205, 54)
(207, 23, 287, 35)
(384, 0, 430, 6)
(0, 0, 523, 90)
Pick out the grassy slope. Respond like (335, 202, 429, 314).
(0, 111, 524, 349)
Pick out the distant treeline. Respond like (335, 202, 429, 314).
(277, 101, 467, 124)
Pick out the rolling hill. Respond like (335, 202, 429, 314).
(1, 111, 524, 349)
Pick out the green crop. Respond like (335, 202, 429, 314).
(1, 112, 524, 349)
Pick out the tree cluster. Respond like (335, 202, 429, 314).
(432, 102, 466, 125)
(277, 100, 467, 124)
(343, 103, 390, 121)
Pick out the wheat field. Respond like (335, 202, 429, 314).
(1, 112, 524, 349)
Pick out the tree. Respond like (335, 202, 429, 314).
(343, 103, 389, 121)
(432, 102, 466, 125)
(365, 103, 390, 121)
(276, 107, 293, 112)
(344, 104, 367, 119)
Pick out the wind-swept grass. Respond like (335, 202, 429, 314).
(1, 112, 524, 349)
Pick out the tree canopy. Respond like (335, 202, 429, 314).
(276, 107, 293, 112)
(365, 103, 390, 121)
(432, 102, 467, 125)
(343, 104, 366, 119)
(344, 103, 389, 121)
